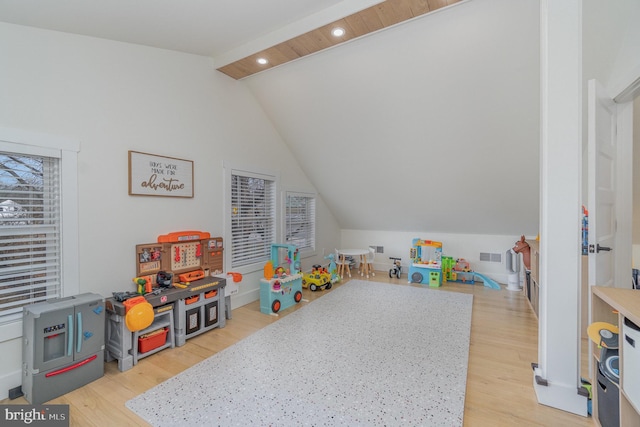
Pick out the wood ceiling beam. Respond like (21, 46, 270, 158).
(216, 0, 462, 80)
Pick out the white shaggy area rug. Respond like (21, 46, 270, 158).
(126, 280, 473, 426)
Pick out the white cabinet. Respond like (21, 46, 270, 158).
(622, 317, 640, 410)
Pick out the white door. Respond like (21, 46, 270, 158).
(587, 79, 617, 288)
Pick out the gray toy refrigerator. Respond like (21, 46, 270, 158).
(22, 293, 105, 405)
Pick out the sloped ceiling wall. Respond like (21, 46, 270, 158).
(245, 0, 540, 236)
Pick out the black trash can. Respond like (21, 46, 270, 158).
(597, 363, 620, 427)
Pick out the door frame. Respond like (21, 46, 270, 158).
(614, 99, 634, 289)
(607, 75, 639, 289)
(585, 79, 635, 290)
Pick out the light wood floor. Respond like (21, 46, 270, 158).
(2, 273, 594, 426)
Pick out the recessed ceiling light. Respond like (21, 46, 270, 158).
(331, 27, 345, 37)
(256, 57, 268, 65)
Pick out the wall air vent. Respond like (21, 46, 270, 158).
(480, 252, 502, 262)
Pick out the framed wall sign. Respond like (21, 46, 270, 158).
(128, 151, 194, 198)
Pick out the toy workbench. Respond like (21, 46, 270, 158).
(104, 276, 226, 372)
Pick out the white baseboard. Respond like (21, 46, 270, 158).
(0, 369, 22, 401)
(533, 370, 588, 417)
(229, 288, 260, 310)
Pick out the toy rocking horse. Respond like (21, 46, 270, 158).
(512, 235, 531, 270)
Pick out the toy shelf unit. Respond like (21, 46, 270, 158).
(408, 239, 443, 287)
(105, 302, 174, 371)
(590, 286, 640, 427)
(260, 243, 303, 314)
(131, 304, 174, 365)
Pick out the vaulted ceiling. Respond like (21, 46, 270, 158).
(0, 0, 541, 235)
(0, 0, 463, 78)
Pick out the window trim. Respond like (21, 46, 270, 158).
(223, 162, 279, 275)
(0, 127, 79, 343)
(282, 188, 317, 258)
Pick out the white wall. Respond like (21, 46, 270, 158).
(0, 22, 341, 399)
(340, 229, 527, 285)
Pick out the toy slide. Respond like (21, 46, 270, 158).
(472, 272, 501, 290)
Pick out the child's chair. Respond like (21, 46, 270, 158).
(365, 247, 376, 277)
(335, 249, 351, 278)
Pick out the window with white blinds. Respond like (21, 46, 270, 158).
(285, 191, 316, 253)
(0, 151, 61, 325)
(230, 171, 276, 269)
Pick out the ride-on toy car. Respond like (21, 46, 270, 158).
(302, 264, 332, 291)
(389, 257, 402, 279)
